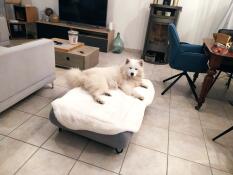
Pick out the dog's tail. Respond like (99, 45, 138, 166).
(65, 68, 85, 88)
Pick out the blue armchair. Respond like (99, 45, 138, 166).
(161, 24, 208, 101)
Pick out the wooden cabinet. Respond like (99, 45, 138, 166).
(142, 4, 182, 64)
(14, 5, 38, 22)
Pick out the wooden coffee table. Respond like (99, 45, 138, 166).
(53, 38, 99, 70)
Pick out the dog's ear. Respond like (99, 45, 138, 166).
(139, 60, 144, 67)
(125, 58, 130, 64)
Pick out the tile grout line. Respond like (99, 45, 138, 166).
(168, 154, 213, 169)
(35, 90, 67, 101)
(0, 134, 7, 142)
(13, 148, 40, 175)
(6, 112, 56, 142)
(3, 106, 126, 175)
(78, 160, 119, 175)
(118, 140, 130, 174)
(76, 141, 120, 174)
(36, 135, 217, 173)
(166, 80, 172, 175)
(14, 103, 51, 116)
(13, 129, 57, 175)
(13, 106, 52, 120)
(67, 140, 90, 175)
(129, 142, 167, 155)
(167, 129, 205, 140)
(2, 114, 56, 149)
(198, 110, 214, 175)
(201, 103, 233, 174)
(6, 113, 34, 136)
(211, 168, 233, 175)
(40, 147, 77, 161)
(222, 102, 233, 126)
(2, 134, 40, 147)
(35, 99, 52, 113)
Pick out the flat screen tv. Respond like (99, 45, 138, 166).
(59, 0, 108, 27)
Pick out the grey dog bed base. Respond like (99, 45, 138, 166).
(49, 109, 132, 152)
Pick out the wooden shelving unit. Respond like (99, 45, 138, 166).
(4, 2, 38, 39)
(142, 4, 182, 64)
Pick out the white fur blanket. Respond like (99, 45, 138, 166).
(51, 79, 155, 135)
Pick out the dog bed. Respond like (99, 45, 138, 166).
(49, 79, 154, 153)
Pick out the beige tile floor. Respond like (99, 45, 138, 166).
(0, 50, 233, 175)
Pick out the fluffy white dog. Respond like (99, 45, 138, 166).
(66, 58, 147, 104)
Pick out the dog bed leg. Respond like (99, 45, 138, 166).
(115, 148, 123, 154)
(58, 128, 63, 132)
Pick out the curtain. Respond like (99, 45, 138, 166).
(219, 0, 233, 29)
(177, 0, 232, 44)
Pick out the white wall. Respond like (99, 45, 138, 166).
(107, 0, 153, 50)
(30, 0, 231, 50)
(177, 0, 232, 44)
(31, 0, 58, 16)
(30, 0, 153, 50)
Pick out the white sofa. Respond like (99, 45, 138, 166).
(0, 39, 56, 113)
(0, 16, 10, 46)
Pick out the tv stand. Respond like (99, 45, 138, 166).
(64, 21, 104, 29)
(36, 21, 114, 52)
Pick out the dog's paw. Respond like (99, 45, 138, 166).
(103, 92, 112, 97)
(137, 96, 144, 101)
(96, 99, 105, 104)
(141, 85, 148, 89)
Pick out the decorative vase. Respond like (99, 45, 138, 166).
(112, 32, 124, 54)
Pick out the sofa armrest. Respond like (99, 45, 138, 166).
(0, 17, 10, 45)
(0, 39, 56, 102)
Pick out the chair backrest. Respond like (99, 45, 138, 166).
(167, 23, 181, 66)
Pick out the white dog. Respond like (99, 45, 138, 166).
(66, 58, 147, 104)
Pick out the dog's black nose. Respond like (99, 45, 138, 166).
(130, 73, 134, 76)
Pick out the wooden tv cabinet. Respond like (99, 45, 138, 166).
(36, 21, 114, 52)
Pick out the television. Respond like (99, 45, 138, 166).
(59, 0, 108, 27)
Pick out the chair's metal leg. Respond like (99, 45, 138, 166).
(212, 126, 233, 141)
(185, 73, 199, 102)
(230, 100, 233, 106)
(163, 73, 183, 83)
(51, 82, 54, 89)
(161, 73, 184, 95)
(226, 73, 232, 89)
(193, 72, 199, 83)
(192, 81, 196, 89)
